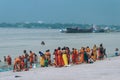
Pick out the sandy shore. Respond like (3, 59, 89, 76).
(0, 56, 120, 80)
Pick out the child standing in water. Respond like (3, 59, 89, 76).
(44, 58, 48, 67)
(6, 55, 12, 67)
(4, 56, 6, 62)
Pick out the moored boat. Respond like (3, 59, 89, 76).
(65, 27, 93, 33)
(60, 26, 110, 33)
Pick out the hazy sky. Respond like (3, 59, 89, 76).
(0, 0, 120, 25)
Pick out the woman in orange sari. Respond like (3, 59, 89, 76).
(93, 45, 97, 61)
(79, 47, 84, 63)
(66, 47, 70, 64)
(53, 49, 58, 67)
(57, 47, 64, 67)
(72, 48, 79, 64)
(29, 51, 34, 68)
(13, 57, 21, 72)
(74, 48, 79, 64)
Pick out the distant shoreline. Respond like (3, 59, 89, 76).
(0, 23, 119, 29)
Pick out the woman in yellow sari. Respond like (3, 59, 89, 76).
(39, 51, 45, 67)
(62, 49, 68, 66)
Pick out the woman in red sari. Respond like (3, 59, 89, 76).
(53, 49, 58, 67)
(57, 47, 64, 67)
(6, 55, 12, 66)
(72, 48, 79, 64)
(72, 48, 75, 64)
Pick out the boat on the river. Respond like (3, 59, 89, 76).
(60, 26, 110, 33)
(64, 27, 93, 33)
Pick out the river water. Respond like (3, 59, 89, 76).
(0, 28, 120, 71)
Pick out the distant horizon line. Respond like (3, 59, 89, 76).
(0, 22, 119, 26)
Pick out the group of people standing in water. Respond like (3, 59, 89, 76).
(39, 43, 106, 67)
(3, 43, 119, 72)
(4, 50, 38, 72)
(13, 50, 38, 72)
